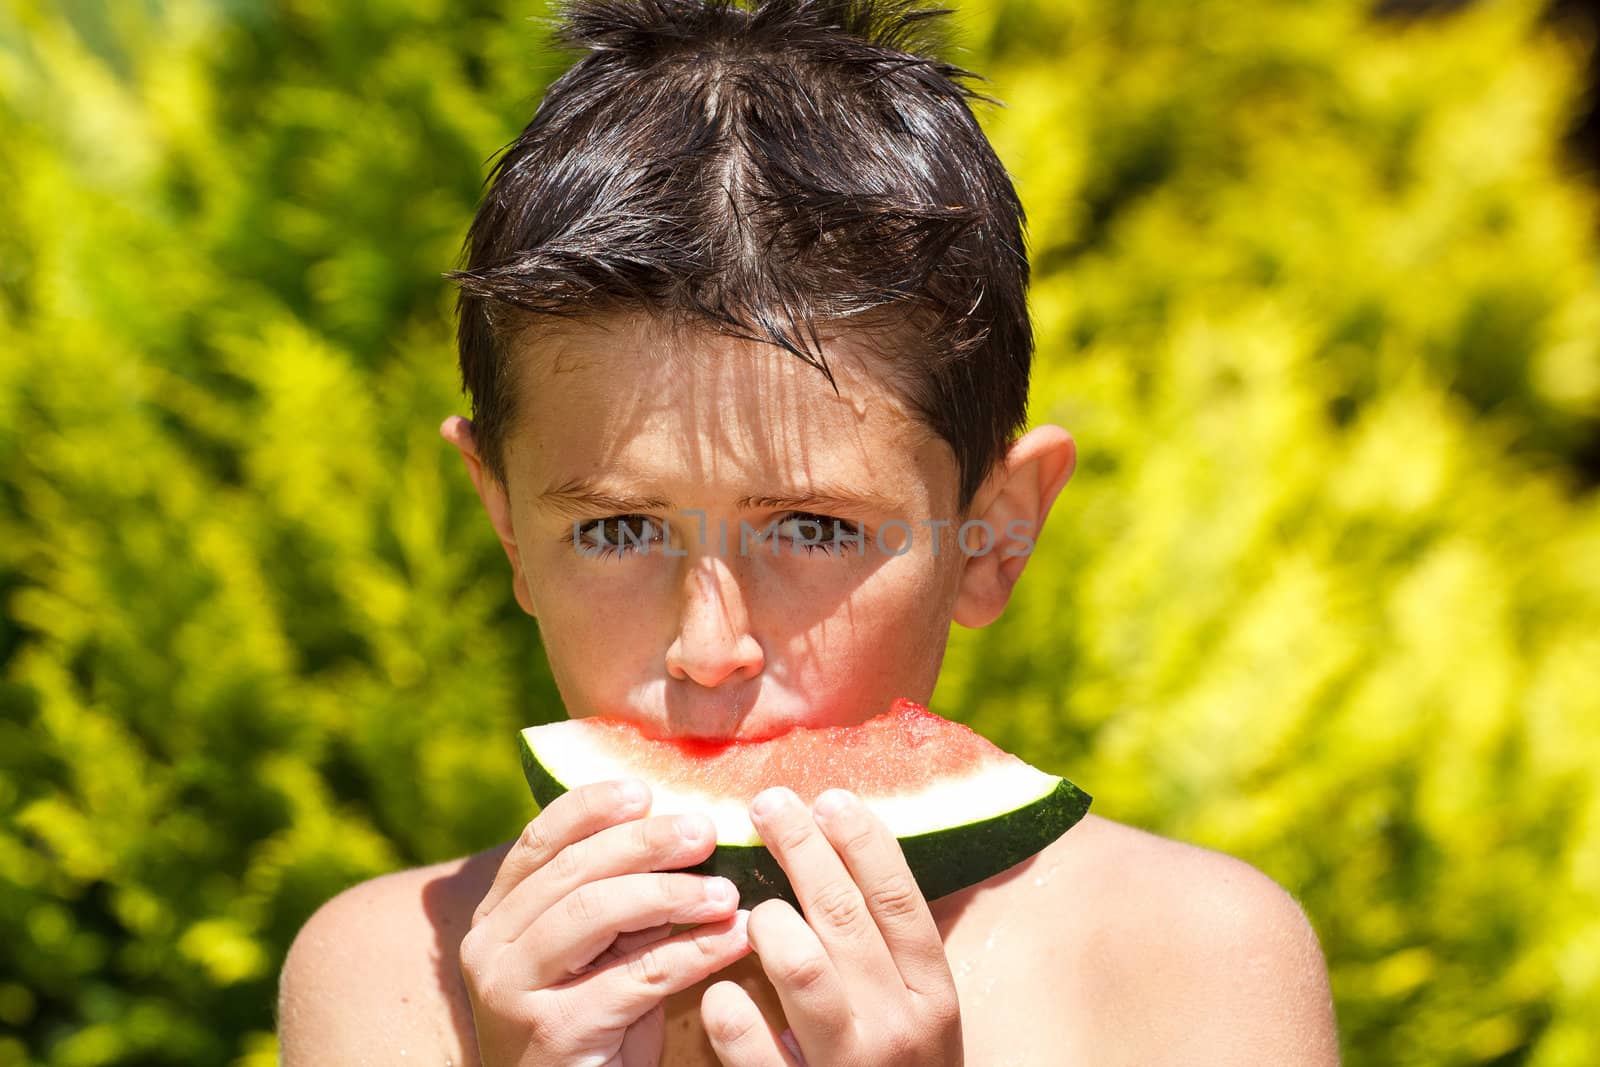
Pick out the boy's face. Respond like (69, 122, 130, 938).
(442, 311, 1076, 741)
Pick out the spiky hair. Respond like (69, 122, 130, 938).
(447, 0, 1031, 515)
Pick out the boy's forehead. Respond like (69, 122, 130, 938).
(527, 308, 917, 385)
(504, 310, 954, 509)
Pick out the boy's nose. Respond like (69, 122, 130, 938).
(664, 558, 764, 689)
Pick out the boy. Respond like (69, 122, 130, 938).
(278, 0, 1341, 1063)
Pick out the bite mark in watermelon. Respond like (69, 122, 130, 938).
(518, 697, 1092, 909)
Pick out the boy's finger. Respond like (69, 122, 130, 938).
(744, 898, 851, 1055)
(812, 788, 952, 998)
(509, 871, 738, 989)
(749, 787, 897, 988)
(474, 778, 649, 923)
(579, 921, 674, 974)
(701, 979, 806, 1067)
(553, 911, 753, 1030)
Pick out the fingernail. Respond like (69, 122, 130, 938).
(704, 877, 736, 905)
(733, 908, 750, 940)
(814, 789, 855, 819)
(619, 779, 649, 807)
(752, 787, 791, 819)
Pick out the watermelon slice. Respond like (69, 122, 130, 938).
(518, 697, 1092, 908)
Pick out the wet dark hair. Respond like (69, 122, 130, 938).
(446, 0, 1031, 517)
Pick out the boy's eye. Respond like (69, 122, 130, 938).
(773, 512, 861, 557)
(566, 512, 863, 560)
(570, 514, 665, 559)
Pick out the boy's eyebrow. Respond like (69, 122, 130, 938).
(536, 477, 901, 517)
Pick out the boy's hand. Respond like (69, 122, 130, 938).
(459, 778, 753, 1067)
(701, 787, 964, 1066)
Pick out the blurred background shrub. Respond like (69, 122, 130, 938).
(2, 0, 1598, 1063)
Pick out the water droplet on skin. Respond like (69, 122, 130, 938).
(951, 860, 1065, 1029)
(951, 918, 1007, 999)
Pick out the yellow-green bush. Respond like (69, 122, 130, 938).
(1, 0, 1597, 1064)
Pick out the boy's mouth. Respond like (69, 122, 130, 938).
(596, 683, 871, 742)
(651, 683, 764, 741)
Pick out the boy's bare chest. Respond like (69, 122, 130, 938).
(657, 856, 1093, 1066)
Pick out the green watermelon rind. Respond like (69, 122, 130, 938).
(518, 727, 1093, 910)
(688, 777, 1090, 908)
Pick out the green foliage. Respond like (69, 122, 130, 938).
(939, 1, 1600, 1062)
(0, 2, 561, 1063)
(1, 0, 1597, 1064)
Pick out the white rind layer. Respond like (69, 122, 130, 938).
(523, 721, 1063, 846)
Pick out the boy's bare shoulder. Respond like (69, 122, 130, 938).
(277, 841, 510, 1066)
(1044, 814, 1341, 1065)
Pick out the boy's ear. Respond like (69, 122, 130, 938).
(439, 416, 537, 618)
(951, 425, 1077, 629)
